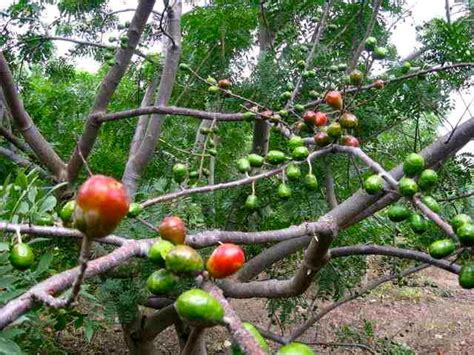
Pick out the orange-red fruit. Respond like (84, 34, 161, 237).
(159, 216, 186, 244)
(303, 110, 317, 124)
(373, 79, 384, 89)
(324, 91, 343, 110)
(75, 175, 129, 238)
(218, 79, 231, 89)
(206, 243, 245, 279)
(313, 131, 331, 147)
(314, 112, 328, 126)
(341, 135, 360, 147)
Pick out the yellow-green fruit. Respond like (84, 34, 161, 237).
(148, 239, 175, 266)
(165, 245, 204, 274)
(245, 194, 258, 210)
(247, 154, 264, 167)
(59, 200, 76, 223)
(292, 146, 309, 161)
(364, 175, 383, 195)
(232, 322, 269, 355)
(146, 269, 178, 295)
(399, 177, 418, 197)
(175, 289, 224, 327)
(266, 150, 287, 165)
(288, 136, 305, 151)
(304, 174, 318, 190)
(237, 158, 251, 173)
(127, 202, 143, 218)
(403, 153, 425, 177)
(286, 164, 301, 181)
(421, 196, 440, 213)
(409, 214, 428, 234)
(277, 342, 315, 355)
(277, 183, 292, 200)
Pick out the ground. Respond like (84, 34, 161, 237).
(59, 267, 473, 354)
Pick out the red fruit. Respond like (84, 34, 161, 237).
(206, 243, 245, 279)
(259, 110, 273, 120)
(324, 91, 343, 110)
(314, 112, 328, 126)
(159, 216, 186, 244)
(218, 79, 231, 89)
(75, 175, 129, 238)
(303, 110, 317, 124)
(373, 79, 384, 89)
(341, 135, 360, 147)
(313, 131, 331, 147)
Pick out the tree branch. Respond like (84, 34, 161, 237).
(0, 146, 49, 179)
(0, 53, 67, 179)
(67, 0, 157, 182)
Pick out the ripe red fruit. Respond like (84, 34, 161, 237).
(206, 243, 245, 279)
(373, 79, 384, 89)
(314, 112, 328, 126)
(313, 131, 331, 147)
(159, 216, 186, 244)
(341, 135, 360, 147)
(75, 175, 129, 238)
(324, 91, 343, 110)
(303, 110, 317, 124)
(218, 79, 231, 89)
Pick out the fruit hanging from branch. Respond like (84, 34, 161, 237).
(159, 216, 186, 245)
(147, 269, 178, 295)
(165, 245, 204, 274)
(428, 239, 455, 259)
(175, 289, 224, 327)
(403, 153, 425, 177)
(74, 175, 129, 239)
(148, 239, 175, 266)
(340, 112, 358, 129)
(206, 243, 245, 279)
(364, 175, 384, 195)
(218, 79, 231, 89)
(9, 243, 35, 271)
(458, 263, 474, 289)
(324, 91, 343, 110)
(277, 342, 315, 355)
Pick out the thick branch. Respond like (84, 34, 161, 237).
(324, 163, 338, 209)
(67, 0, 157, 182)
(0, 53, 66, 179)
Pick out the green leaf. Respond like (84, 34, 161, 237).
(33, 251, 53, 276)
(0, 275, 17, 289)
(84, 320, 95, 342)
(0, 288, 26, 303)
(0, 328, 25, 340)
(27, 187, 37, 203)
(39, 195, 57, 213)
(14, 172, 28, 190)
(0, 337, 23, 355)
(0, 243, 9, 252)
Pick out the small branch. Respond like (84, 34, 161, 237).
(0, 146, 50, 179)
(0, 125, 33, 156)
(437, 191, 474, 202)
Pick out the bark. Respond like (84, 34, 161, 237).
(0, 146, 49, 179)
(67, 0, 157, 182)
(0, 53, 66, 179)
(181, 328, 207, 355)
(122, 0, 182, 197)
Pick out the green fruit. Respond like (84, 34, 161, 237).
(399, 177, 418, 197)
(418, 169, 438, 190)
(373, 46, 388, 59)
(245, 194, 258, 210)
(365, 36, 377, 51)
(387, 204, 411, 222)
(421, 196, 440, 213)
(237, 158, 251, 173)
(148, 239, 175, 266)
(172, 163, 188, 183)
(59, 200, 76, 223)
(403, 153, 425, 176)
(179, 63, 190, 71)
(457, 223, 474, 246)
(147, 269, 178, 295)
(364, 175, 384, 195)
(339, 112, 358, 129)
(292, 146, 309, 161)
(294, 104, 305, 112)
(309, 90, 319, 99)
(189, 171, 199, 180)
(34, 214, 54, 226)
(349, 69, 363, 85)
(277, 183, 292, 200)
(232, 322, 269, 355)
(278, 109, 289, 117)
(286, 164, 301, 181)
(327, 122, 342, 138)
(208, 86, 219, 94)
(297, 60, 306, 69)
(206, 76, 217, 85)
(127, 202, 143, 218)
(288, 136, 305, 151)
(429, 239, 455, 259)
(337, 63, 347, 71)
(266, 150, 287, 165)
(9, 243, 35, 271)
(458, 263, 474, 289)
(451, 214, 472, 232)
(401, 61, 411, 74)
(304, 174, 318, 190)
(329, 64, 339, 72)
(165, 245, 204, 274)
(277, 342, 314, 355)
(242, 111, 257, 122)
(208, 148, 217, 157)
(409, 214, 428, 234)
(248, 154, 264, 167)
(175, 289, 224, 327)
(281, 91, 292, 100)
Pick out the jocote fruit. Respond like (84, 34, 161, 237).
(166, 245, 204, 274)
(9, 243, 35, 271)
(206, 243, 245, 279)
(277, 342, 315, 355)
(159, 216, 186, 244)
(364, 175, 384, 195)
(175, 289, 224, 327)
(147, 269, 178, 295)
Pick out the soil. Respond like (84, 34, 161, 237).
(59, 268, 473, 354)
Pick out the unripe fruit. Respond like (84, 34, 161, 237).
(127, 202, 143, 218)
(399, 177, 418, 197)
(59, 200, 75, 223)
(278, 109, 289, 117)
(147, 269, 178, 295)
(349, 69, 363, 85)
(159, 216, 186, 244)
(205, 76, 217, 85)
(340, 112, 358, 129)
(247, 154, 264, 167)
(458, 263, 474, 289)
(337, 63, 348, 71)
(297, 60, 306, 69)
(286, 164, 301, 181)
(373, 46, 388, 60)
(429, 239, 455, 259)
(364, 175, 384, 195)
(387, 205, 411, 222)
(304, 174, 318, 190)
(242, 111, 256, 122)
(457, 223, 474, 246)
(421, 195, 440, 213)
(324, 91, 343, 109)
(309, 90, 319, 99)
(277, 183, 292, 199)
(451, 214, 472, 232)
(340, 135, 359, 147)
(75, 175, 129, 239)
(245, 194, 258, 210)
(166, 245, 203, 274)
(418, 169, 438, 190)
(409, 213, 428, 234)
(401, 61, 411, 74)
(218, 79, 231, 89)
(175, 289, 224, 327)
(327, 122, 342, 138)
(179, 63, 190, 71)
(294, 104, 305, 113)
(277, 342, 315, 355)
(292, 146, 309, 161)
(266, 150, 287, 165)
(206, 243, 245, 279)
(314, 131, 331, 147)
(9, 243, 35, 271)
(148, 239, 175, 266)
(208, 85, 219, 94)
(288, 136, 305, 151)
(237, 158, 251, 173)
(232, 322, 269, 355)
(403, 153, 425, 176)
(281, 91, 292, 100)
(365, 36, 377, 51)
(172, 163, 188, 183)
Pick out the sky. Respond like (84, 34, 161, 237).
(1, 0, 472, 152)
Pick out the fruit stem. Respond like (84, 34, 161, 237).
(15, 226, 22, 244)
(307, 157, 313, 175)
(251, 180, 256, 195)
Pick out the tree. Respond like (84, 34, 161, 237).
(0, 0, 473, 353)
